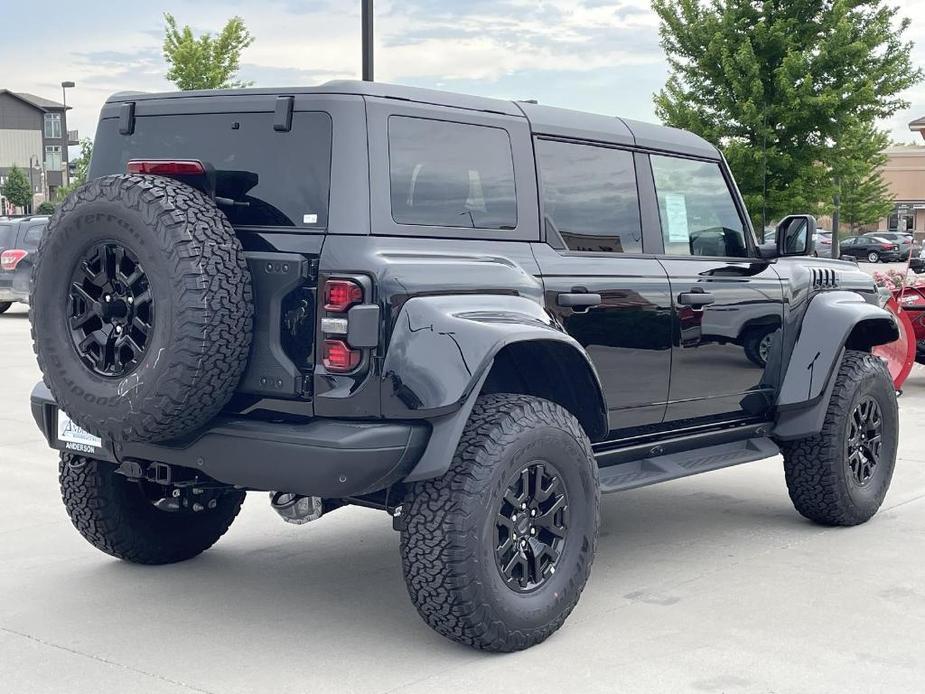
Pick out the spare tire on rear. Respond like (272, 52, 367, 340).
(31, 174, 253, 443)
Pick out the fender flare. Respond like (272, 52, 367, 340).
(381, 294, 607, 482)
(774, 291, 898, 440)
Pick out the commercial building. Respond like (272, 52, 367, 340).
(877, 117, 925, 237)
(0, 90, 78, 213)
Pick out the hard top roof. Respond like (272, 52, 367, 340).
(105, 80, 719, 159)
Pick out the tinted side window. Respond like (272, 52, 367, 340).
(536, 139, 641, 254)
(91, 112, 332, 229)
(0, 224, 13, 250)
(23, 223, 46, 249)
(650, 155, 747, 258)
(388, 116, 517, 230)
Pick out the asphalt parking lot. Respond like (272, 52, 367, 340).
(2, 262, 924, 693)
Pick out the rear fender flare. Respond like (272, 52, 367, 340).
(381, 294, 607, 482)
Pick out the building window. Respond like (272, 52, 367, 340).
(45, 145, 63, 171)
(44, 113, 62, 139)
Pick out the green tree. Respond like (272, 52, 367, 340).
(652, 0, 922, 232)
(36, 201, 56, 215)
(162, 13, 254, 91)
(56, 138, 93, 200)
(1, 165, 32, 212)
(827, 120, 895, 234)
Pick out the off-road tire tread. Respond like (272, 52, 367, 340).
(400, 394, 599, 652)
(59, 453, 244, 564)
(779, 350, 895, 526)
(31, 175, 253, 442)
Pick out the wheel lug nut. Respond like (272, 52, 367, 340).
(521, 540, 527, 548)
(115, 325, 122, 334)
(127, 296, 134, 304)
(521, 503, 527, 510)
(511, 514, 517, 522)
(104, 294, 111, 302)
(530, 528, 536, 536)
(531, 509, 536, 517)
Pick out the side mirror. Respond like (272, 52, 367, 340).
(776, 215, 816, 257)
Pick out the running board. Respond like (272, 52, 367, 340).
(597, 437, 779, 494)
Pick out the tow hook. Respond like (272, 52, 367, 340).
(270, 492, 324, 524)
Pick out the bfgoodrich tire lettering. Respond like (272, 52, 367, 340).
(30, 175, 253, 443)
(400, 394, 600, 651)
(779, 350, 898, 526)
(59, 453, 245, 564)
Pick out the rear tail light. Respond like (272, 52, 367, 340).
(323, 279, 363, 312)
(127, 160, 206, 176)
(0, 249, 27, 271)
(881, 243, 895, 250)
(322, 339, 361, 372)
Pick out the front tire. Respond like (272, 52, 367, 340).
(400, 394, 600, 652)
(779, 351, 897, 526)
(59, 453, 245, 564)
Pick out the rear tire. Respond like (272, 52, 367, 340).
(779, 351, 897, 526)
(59, 453, 245, 564)
(400, 394, 599, 652)
(0, 302, 10, 314)
(867, 251, 880, 263)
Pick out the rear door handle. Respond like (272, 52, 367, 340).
(557, 292, 602, 308)
(678, 289, 715, 307)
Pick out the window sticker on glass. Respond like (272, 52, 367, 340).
(303, 214, 318, 224)
(664, 193, 690, 243)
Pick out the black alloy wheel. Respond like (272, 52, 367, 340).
(68, 241, 153, 377)
(495, 461, 569, 592)
(846, 396, 882, 488)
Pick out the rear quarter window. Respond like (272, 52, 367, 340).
(91, 112, 332, 230)
(0, 224, 13, 250)
(388, 116, 517, 230)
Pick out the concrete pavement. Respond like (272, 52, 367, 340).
(1, 301, 924, 693)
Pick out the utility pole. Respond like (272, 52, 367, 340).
(831, 178, 841, 259)
(362, 0, 374, 81)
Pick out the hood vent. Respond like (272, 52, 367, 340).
(811, 268, 840, 289)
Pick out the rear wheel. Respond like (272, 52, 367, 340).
(0, 302, 10, 314)
(400, 394, 599, 652)
(867, 251, 880, 263)
(59, 453, 245, 564)
(779, 351, 897, 526)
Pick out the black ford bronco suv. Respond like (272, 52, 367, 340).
(29, 81, 900, 652)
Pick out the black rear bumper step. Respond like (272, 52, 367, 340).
(31, 384, 428, 498)
(598, 437, 779, 494)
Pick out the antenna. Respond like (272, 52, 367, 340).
(362, 0, 374, 81)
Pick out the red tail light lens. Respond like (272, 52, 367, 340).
(322, 339, 361, 372)
(127, 160, 205, 175)
(324, 279, 363, 312)
(0, 249, 27, 271)
(881, 243, 895, 250)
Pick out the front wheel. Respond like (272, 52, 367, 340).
(867, 251, 880, 263)
(400, 394, 599, 651)
(779, 351, 897, 526)
(59, 454, 245, 564)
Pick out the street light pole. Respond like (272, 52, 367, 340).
(362, 0, 374, 81)
(61, 80, 74, 110)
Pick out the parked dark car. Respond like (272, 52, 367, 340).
(0, 215, 48, 313)
(27, 81, 900, 652)
(840, 235, 902, 263)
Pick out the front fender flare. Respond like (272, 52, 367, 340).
(774, 291, 898, 440)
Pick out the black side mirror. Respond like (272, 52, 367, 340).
(776, 215, 816, 257)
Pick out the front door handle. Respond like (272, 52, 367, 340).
(678, 289, 715, 307)
(557, 292, 602, 308)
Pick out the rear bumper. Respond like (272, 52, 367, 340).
(31, 383, 429, 498)
(0, 274, 26, 303)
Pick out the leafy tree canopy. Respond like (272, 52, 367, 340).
(1, 165, 32, 210)
(653, 0, 922, 229)
(163, 13, 254, 91)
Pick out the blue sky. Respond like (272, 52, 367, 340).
(2, 0, 924, 147)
